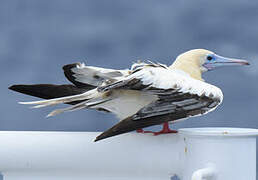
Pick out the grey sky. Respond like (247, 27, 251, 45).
(2, 0, 257, 130)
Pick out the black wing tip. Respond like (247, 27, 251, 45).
(63, 62, 95, 89)
(94, 132, 115, 142)
(8, 84, 16, 90)
(94, 132, 113, 142)
(93, 117, 133, 142)
(94, 136, 102, 142)
(9, 84, 25, 92)
(93, 112, 184, 142)
(62, 62, 81, 71)
(93, 115, 154, 142)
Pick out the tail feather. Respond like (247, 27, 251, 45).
(18, 89, 95, 108)
(9, 84, 112, 116)
(46, 101, 87, 117)
(47, 98, 112, 117)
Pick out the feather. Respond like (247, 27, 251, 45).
(63, 62, 129, 87)
(8, 84, 90, 105)
(19, 89, 96, 108)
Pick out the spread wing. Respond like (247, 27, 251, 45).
(63, 62, 129, 88)
(95, 64, 223, 141)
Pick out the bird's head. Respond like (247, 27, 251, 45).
(170, 49, 249, 81)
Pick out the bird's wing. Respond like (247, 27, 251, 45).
(63, 62, 129, 88)
(95, 64, 223, 141)
(8, 84, 89, 105)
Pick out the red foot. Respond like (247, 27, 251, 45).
(136, 129, 144, 133)
(136, 129, 155, 133)
(153, 122, 178, 135)
(136, 122, 178, 135)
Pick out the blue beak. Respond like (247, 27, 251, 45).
(203, 54, 250, 71)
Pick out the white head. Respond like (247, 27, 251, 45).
(170, 49, 249, 81)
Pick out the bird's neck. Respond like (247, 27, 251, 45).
(169, 60, 203, 81)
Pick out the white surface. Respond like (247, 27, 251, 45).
(179, 127, 258, 137)
(0, 128, 256, 180)
(191, 165, 216, 180)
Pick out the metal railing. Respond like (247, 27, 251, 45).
(0, 128, 257, 180)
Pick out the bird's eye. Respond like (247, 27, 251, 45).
(207, 55, 213, 61)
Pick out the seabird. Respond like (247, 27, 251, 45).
(9, 49, 249, 141)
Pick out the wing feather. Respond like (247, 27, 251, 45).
(95, 65, 223, 141)
(63, 62, 129, 87)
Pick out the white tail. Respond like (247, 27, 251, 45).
(19, 89, 97, 108)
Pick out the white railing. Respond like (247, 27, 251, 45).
(0, 127, 257, 180)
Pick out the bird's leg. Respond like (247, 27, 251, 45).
(136, 129, 144, 133)
(153, 122, 178, 135)
(136, 122, 177, 134)
(136, 129, 155, 133)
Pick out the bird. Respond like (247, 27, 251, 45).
(9, 49, 249, 141)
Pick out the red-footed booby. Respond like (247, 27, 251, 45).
(9, 49, 249, 141)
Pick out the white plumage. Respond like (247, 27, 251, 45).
(20, 62, 223, 120)
(10, 49, 249, 141)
